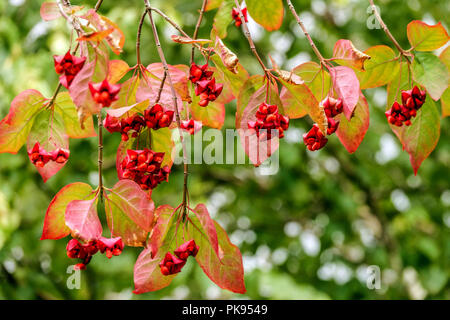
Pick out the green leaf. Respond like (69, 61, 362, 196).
(441, 88, 450, 117)
(211, 53, 249, 99)
(246, 0, 284, 31)
(236, 75, 265, 127)
(54, 92, 96, 139)
(412, 52, 449, 101)
(206, 0, 223, 11)
(407, 20, 449, 51)
(41, 183, 94, 240)
(0, 89, 45, 154)
(212, 0, 234, 39)
(105, 180, 155, 247)
(355, 45, 400, 89)
(111, 76, 140, 109)
(336, 92, 370, 153)
(291, 62, 331, 101)
(26, 109, 69, 182)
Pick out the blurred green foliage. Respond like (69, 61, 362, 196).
(0, 0, 449, 299)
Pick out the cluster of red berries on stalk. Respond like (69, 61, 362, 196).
(104, 104, 174, 141)
(247, 102, 290, 140)
(385, 86, 426, 127)
(120, 148, 170, 190)
(231, 7, 248, 27)
(189, 63, 223, 107)
(303, 97, 343, 151)
(160, 240, 199, 276)
(53, 51, 86, 88)
(66, 237, 124, 270)
(28, 142, 70, 168)
(89, 79, 121, 107)
(180, 119, 202, 135)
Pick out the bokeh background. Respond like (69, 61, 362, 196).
(0, 0, 449, 299)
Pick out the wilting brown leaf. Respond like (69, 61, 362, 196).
(215, 37, 239, 74)
(171, 35, 211, 44)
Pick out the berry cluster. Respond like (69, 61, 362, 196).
(189, 63, 223, 107)
(160, 240, 199, 276)
(120, 148, 170, 190)
(66, 237, 124, 270)
(247, 102, 290, 140)
(144, 104, 174, 130)
(28, 142, 70, 168)
(302, 124, 328, 151)
(53, 51, 86, 88)
(104, 104, 174, 141)
(89, 79, 121, 107)
(180, 119, 202, 135)
(385, 86, 426, 127)
(231, 7, 248, 27)
(303, 97, 343, 151)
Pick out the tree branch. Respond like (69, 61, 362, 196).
(191, 0, 208, 64)
(144, 0, 189, 215)
(233, 0, 270, 78)
(286, 0, 329, 68)
(98, 113, 104, 202)
(136, 11, 147, 66)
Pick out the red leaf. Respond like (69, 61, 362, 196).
(41, 183, 94, 240)
(336, 92, 370, 153)
(40, 2, 61, 21)
(330, 66, 360, 120)
(332, 39, 370, 71)
(133, 247, 176, 294)
(65, 198, 102, 241)
(68, 61, 99, 124)
(187, 216, 246, 294)
(191, 204, 219, 256)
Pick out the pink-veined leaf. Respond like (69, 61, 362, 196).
(332, 39, 371, 71)
(41, 183, 94, 240)
(53, 92, 96, 139)
(133, 205, 179, 294)
(237, 82, 281, 166)
(412, 52, 449, 101)
(407, 21, 450, 52)
(107, 60, 130, 84)
(246, 0, 284, 31)
(236, 76, 265, 126)
(0, 89, 45, 154)
(330, 66, 360, 120)
(336, 92, 370, 153)
(83, 41, 109, 83)
(26, 109, 69, 182)
(40, 2, 61, 21)
(354, 45, 400, 89)
(104, 180, 155, 247)
(148, 205, 177, 258)
(191, 204, 219, 256)
(65, 197, 102, 241)
(68, 61, 100, 124)
(186, 215, 246, 294)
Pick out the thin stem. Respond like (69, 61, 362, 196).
(94, 0, 104, 11)
(144, 0, 189, 215)
(98, 113, 104, 202)
(233, 0, 270, 78)
(191, 0, 208, 64)
(47, 83, 63, 108)
(368, 0, 411, 62)
(136, 11, 147, 66)
(155, 70, 167, 104)
(286, 0, 328, 68)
